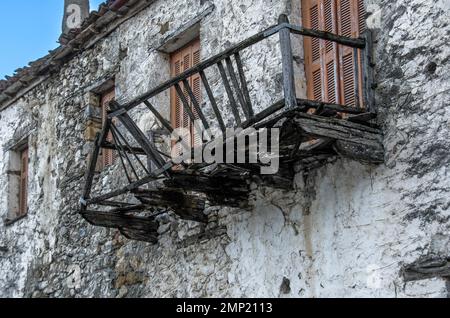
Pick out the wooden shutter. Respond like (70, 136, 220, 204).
(302, 0, 365, 108)
(101, 88, 116, 168)
(19, 147, 28, 217)
(170, 39, 202, 153)
(303, 0, 339, 104)
(191, 41, 202, 147)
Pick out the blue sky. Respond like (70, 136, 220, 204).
(0, 0, 104, 79)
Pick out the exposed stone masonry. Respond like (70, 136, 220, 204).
(0, 0, 449, 298)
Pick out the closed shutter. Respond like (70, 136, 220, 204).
(302, 0, 365, 108)
(191, 41, 202, 147)
(303, 0, 339, 104)
(170, 39, 202, 154)
(101, 88, 116, 167)
(19, 147, 28, 216)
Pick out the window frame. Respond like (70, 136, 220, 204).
(100, 87, 117, 169)
(4, 141, 29, 226)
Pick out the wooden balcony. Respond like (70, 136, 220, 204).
(80, 15, 383, 243)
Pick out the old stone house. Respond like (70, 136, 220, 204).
(0, 0, 449, 298)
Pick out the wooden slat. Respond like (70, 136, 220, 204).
(110, 123, 151, 176)
(80, 119, 111, 209)
(143, 100, 174, 133)
(174, 82, 197, 124)
(199, 70, 226, 133)
(110, 124, 138, 182)
(182, 78, 210, 130)
(217, 60, 242, 126)
(225, 57, 251, 119)
(109, 101, 167, 173)
(86, 161, 174, 204)
(234, 52, 254, 117)
(81, 210, 158, 232)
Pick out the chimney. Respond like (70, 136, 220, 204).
(62, 0, 90, 34)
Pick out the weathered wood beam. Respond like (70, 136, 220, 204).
(96, 200, 136, 208)
(296, 98, 365, 114)
(402, 257, 450, 282)
(174, 83, 198, 124)
(80, 120, 111, 209)
(199, 70, 226, 133)
(86, 161, 173, 204)
(109, 101, 167, 173)
(242, 99, 285, 129)
(293, 112, 382, 146)
(347, 112, 377, 124)
(143, 100, 174, 133)
(133, 188, 207, 223)
(234, 52, 254, 117)
(182, 78, 210, 130)
(119, 228, 158, 244)
(290, 112, 384, 163)
(217, 60, 242, 126)
(102, 141, 146, 155)
(279, 15, 297, 109)
(108, 125, 151, 175)
(81, 210, 158, 232)
(288, 25, 366, 49)
(225, 57, 251, 119)
(110, 125, 137, 182)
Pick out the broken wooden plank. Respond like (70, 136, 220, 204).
(288, 112, 384, 164)
(334, 140, 384, 164)
(81, 210, 158, 232)
(347, 112, 377, 124)
(402, 257, 450, 282)
(102, 141, 146, 155)
(133, 188, 207, 223)
(292, 112, 383, 147)
(119, 228, 158, 244)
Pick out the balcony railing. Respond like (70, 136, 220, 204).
(79, 15, 382, 243)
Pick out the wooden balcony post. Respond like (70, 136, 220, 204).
(278, 14, 297, 109)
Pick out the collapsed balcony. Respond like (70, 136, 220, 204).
(79, 15, 383, 243)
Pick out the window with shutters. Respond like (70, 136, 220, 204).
(302, 0, 366, 108)
(101, 87, 117, 168)
(5, 143, 29, 225)
(170, 39, 202, 157)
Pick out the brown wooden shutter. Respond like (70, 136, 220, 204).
(302, 0, 365, 108)
(101, 88, 116, 168)
(170, 39, 201, 153)
(19, 147, 28, 217)
(191, 41, 202, 147)
(303, 0, 339, 104)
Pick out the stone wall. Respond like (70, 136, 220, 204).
(0, 0, 449, 298)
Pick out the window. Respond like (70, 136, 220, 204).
(5, 142, 29, 225)
(302, 0, 366, 107)
(18, 146, 29, 217)
(101, 87, 117, 168)
(170, 38, 202, 156)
